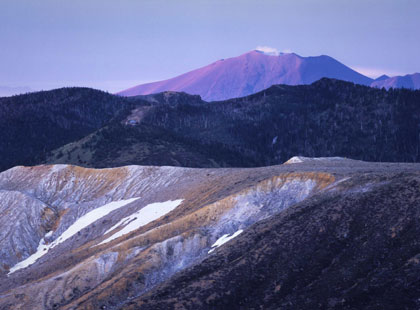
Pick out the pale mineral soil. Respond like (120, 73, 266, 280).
(0, 158, 419, 310)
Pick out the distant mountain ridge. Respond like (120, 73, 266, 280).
(371, 73, 420, 89)
(374, 74, 390, 82)
(118, 50, 374, 101)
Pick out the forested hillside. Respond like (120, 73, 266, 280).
(48, 79, 420, 168)
(1, 78, 420, 172)
(0, 88, 136, 171)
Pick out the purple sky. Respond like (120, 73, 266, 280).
(0, 0, 419, 94)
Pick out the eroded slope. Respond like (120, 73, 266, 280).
(0, 161, 335, 310)
(132, 173, 420, 310)
(0, 159, 419, 309)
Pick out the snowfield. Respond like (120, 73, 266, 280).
(99, 199, 184, 245)
(8, 197, 140, 274)
(208, 229, 243, 253)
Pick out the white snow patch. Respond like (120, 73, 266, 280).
(208, 229, 243, 253)
(285, 156, 304, 164)
(8, 197, 140, 274)
(55, 197, 140, 246)
(8, 237, 49, 275)
(284, 156, 347, 164)
(98, 199, 183, 245)
(255, 46, 280, 56)
(44, 231, 53, 238)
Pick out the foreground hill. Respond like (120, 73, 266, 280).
(48, 79, 420, 168)
(1, 159, 420, 309)
(118, 50, 374, 101)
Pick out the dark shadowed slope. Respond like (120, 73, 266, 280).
(0, 87, 140, 171)
(129, 168, 420, 310)
(2, 79, 420, 173)
(49, 79, 420, 169)
(118, 51, 373, 101)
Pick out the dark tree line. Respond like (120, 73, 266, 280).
(1, 79, 420, 171)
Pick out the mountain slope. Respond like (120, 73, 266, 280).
(0, 160, 419, 309)
(1, 79, 420, 173)
(0, 87, 142, 171)
(373, 74, 390, 82)
(48, 79, 420, 168)
(132, 168, 420, 310)
(371, 73, 420, 89)
(118, 51, 373, 101)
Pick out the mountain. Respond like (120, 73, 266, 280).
(374, 74, 390, 82)
(1, 79, 420, 173)
(0, 87, 140, 172)
(118, 50, 373, 101)
(371, 73, 420, 90)
(47, 79, 420, 169)
(1, 159, 420, 309)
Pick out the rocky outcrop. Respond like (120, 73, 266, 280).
(0, 190, 57, 271)
(0, 159, 419, 309)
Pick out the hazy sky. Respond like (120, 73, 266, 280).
(1, 0, 419, 93)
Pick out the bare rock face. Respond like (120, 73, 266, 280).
(0, 190, 57, 271)
(0, 159, 419, 309)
